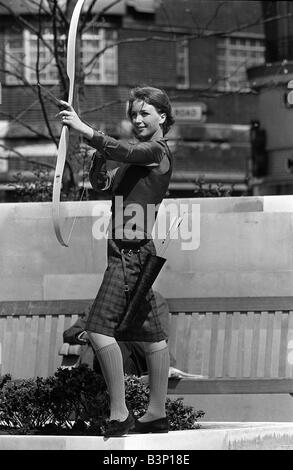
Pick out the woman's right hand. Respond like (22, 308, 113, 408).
(57, 100, 94, 139)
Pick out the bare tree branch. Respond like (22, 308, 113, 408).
(85, 35, 174, 70)
(0, 63, 61, 118)
(36, 0, 58, 145)
(80, 0, 99, 30)
(0, 110, 53, 140)
(81, 98, 125, 116)
(202, 11, 293, 39)
(160, 0, 176, 40)
(203, 1, 228, 32)
(0, 66, 32, 88)
(82, 0, 124, 32)
(24, 0, 51, 15)
(45, 0, 69, 28)
(85, 10, 293, 71)
(50, 0, 68, 98)
(0, 0, 55, 54)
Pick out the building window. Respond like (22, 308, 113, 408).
(4, 32, 25, 84)
(176, 39, 189, 89)
(82, 29, 118, 85)
(26, 29, 65, 84)
(217, 37, 265, 92)
(4, 28, 118, 85)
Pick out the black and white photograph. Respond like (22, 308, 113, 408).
(0, 0, 293, 455)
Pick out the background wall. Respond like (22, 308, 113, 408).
(1, 196, 293, 302)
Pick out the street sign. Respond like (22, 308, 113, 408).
(284, 80, 293, 107)
(172, 102, 207, 122)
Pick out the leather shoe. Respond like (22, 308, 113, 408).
(103, 411, 135, 437)
(132, 417, 169, 434)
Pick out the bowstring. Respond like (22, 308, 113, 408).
(65, 126, 89, 245)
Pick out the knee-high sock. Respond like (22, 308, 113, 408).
(93, 343, 128, 422)
(140, 345, 170, 422)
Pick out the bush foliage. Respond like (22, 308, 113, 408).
(0, 365, 204, 435)
(193, 176, 233, 197)
(10, 170, 81, 202)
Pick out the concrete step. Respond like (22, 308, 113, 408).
(1, 422, 293, 450)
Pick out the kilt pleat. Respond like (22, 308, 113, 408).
(85, 238, 166, 342)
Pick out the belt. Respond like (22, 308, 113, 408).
(114, 239, 150, 251)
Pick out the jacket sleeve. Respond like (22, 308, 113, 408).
(88, 130, 165, 165)
(88, 151, 117, 191)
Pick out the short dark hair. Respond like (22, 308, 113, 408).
(127, 86, 175, 136)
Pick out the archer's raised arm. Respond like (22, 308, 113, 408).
(57, 101, 166, 167)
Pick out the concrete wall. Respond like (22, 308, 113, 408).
(1, 196, 293, 302)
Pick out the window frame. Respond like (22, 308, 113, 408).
(82, 28, 118, 85)
(4, 27, 118, 86)
(217, 35, 265, 92)
(176, 38, 190, 90)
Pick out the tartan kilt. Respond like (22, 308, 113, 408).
(85, 238, 167, 342)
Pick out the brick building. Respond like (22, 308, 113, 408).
(0, 0, 265, 200)
(247, 1, 293, 195)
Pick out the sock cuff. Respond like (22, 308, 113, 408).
(145, 345, 169, 357)
(93, 341, 118, 354)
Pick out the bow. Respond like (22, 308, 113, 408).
(52, 0, 86, 247)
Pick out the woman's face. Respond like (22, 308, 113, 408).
(130, 99, 166, 141)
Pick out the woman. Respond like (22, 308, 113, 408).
(58, 86, 175, 436)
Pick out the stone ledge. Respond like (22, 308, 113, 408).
(1, 423, 293, 450)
